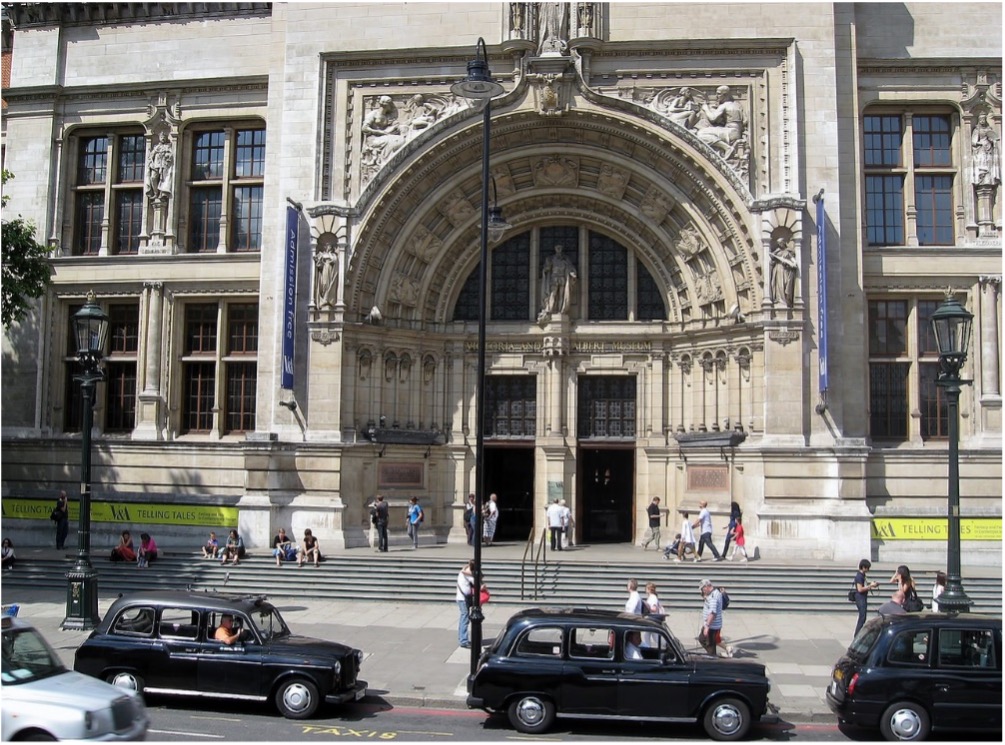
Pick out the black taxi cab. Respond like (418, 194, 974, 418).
(73, 591, 366, 719)
(467, 607, 772, 741)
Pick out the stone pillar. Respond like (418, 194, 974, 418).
(979, 275, 1001, 396)
(304, 329, 344, 441)
(133, 282, 164, 440)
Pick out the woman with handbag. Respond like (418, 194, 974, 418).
(52, 491, 70, 550)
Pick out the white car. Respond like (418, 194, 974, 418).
(2, 615, 148, 741)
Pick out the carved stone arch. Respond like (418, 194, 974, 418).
(346, 107, 763, 325)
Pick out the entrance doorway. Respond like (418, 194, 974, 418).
(578, 447, 634, 543)
(484, 447, 535, 543)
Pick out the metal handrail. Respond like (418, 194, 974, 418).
(520, 527, 549, 600)
(533, 527, 548, 598)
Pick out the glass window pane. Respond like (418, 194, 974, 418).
(108, 304, 139, 354)
(485, 375, 536, 437)
(588, 232, 628, 320)
(917, 299, 941, 356)
(192, 130, 225, 180)
(185, 304, 218, 355)
(868, 300, 908, 356)
(77, 136, 108, 185)
(865, 175, 904, 246)
(189, 187, 222, 252)
(114, 191, 143, 255)
(225, 361, 257, 433)
(915, 175, 954, 246)
(919, 361, 946, 439)
(578, 376, 637, 439)
(452, 269, 480, 321)
(491, 233, 531, 321)
(234, 129, 266, 178)
(864, 115, 902, 167)
(637, 260, 666, 320)
(118, 135, 146, 183)
(227, 303, 259, 354)
(913, 115, 951, 167)
(105, 362, 137, 432)
(869, 362, 910, 440)
(231, 186, 263, 251)
(74, 192, 105, 256)
(183, 362, 215, 432)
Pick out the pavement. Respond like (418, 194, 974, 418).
(3, 564, 871, 723)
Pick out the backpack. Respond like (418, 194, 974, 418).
(370, 507, 378, 526)
(718, 587, 731, 610)
(419, 508, 424, 524)
(640, 600, 651, 616)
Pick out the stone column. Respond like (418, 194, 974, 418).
(980, 275, 1001, 396)
(133, 282, 164, 440)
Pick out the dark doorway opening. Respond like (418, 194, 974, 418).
(484, 446, 535, 543)
(578, 447, 634, 543)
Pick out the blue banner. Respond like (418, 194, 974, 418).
(281, 206, 299, 391)
(816, 193, 828, 394)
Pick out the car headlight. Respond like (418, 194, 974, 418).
(356, 650, 364, 666)
(333, 660, 342, 676)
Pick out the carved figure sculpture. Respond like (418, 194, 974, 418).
(665, 87, 700, 129)
(972, 113, 1001, 186)
(770, 237, 798, 308)
(577, 2, 595, 34)
(145, 131, 174, 199)
(696, 85, 745, 158)
(537, 1, 569, 55)
(313, 234, 338, 309)
(362, 96, 407, 170)
(539, 244, 577, 318)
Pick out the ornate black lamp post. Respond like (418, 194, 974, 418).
(61, 291, 108, 631)
(930, 293, 974, 614)
(451, 37, 509, 675)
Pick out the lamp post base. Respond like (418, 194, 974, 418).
(937, 575, 973, 614)
(61, 561, 100, 631)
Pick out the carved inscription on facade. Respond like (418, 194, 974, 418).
(378, 462, 424, 488)
(686, 464, 729, 493)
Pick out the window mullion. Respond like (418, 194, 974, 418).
(906, 298, 921, 442)
(902, 113, 919, 247)
(211, 302, 225, 437)
(218, 127, 233, 253)
(99, 133, 115, 256)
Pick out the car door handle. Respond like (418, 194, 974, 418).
(601, 669, 616, 674)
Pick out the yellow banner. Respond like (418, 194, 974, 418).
(871, 517, 1002, 541)
(1, 498, 238, 527)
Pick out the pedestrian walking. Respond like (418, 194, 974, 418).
(456, 560, 475, 648)
(463, 493, 476, 546)
(675, 511, 698, 562)
(407, 496, 423, 549)
(625, 578, 644, 614)
(560, 500, 573, 548)
(53, 491, 70, 550)
(851, 558, 879, 637)
(483, 493, 499, 546)
(721, 501, 742, 556)
(546, 498, 564, 551)
(727, 516, 748, 561)
(693, 500, 722, 561)
(374, 495, 389, 552)
(932, 570, 947, 612)
(643, 582, 666, 647)
(640, 496, 662, 550)
(698, 578, 724, 656)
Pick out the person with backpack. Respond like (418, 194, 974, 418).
(407, 496, 423, 549)
(851, 558, 879, 636)
(698, 578, 725, 656)
(891, 564, 924, 612)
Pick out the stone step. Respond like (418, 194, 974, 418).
(3, 555, 1000, 615)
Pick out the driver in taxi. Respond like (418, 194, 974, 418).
(215, 614, 244, 645)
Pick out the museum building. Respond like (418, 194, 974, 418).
(1, 2, 1001, 564)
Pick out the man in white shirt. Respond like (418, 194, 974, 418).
(624, 630, 644, 661)
(693, 500, 722, 561)
(546, 498, 565, 551)
(676, 511, 698, 562)
(625, 578, 643, 614)
(559, 499, 572, 549)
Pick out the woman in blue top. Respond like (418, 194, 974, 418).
(407, 497, 423, 550)
(721, 501, 742, 556)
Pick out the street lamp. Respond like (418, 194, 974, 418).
(930, 292, 974, 613)
(451, 37, 508, 676)
(61, 291, 108, 631)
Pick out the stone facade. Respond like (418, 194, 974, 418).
(1, 3, 1000, 565)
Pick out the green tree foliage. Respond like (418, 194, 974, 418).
(2, 169, 54, 329)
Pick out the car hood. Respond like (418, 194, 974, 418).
(689, 653, 767, 679)
(267, 634, 358, 658)
(4, 669, 140, 707)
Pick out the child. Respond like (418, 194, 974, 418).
(662, 533, 682, 560)
(202, 531, 220, 559)
(728, 517, 748, 561)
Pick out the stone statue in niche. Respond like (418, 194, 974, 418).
(384, 355, 397, 382)
(972, 113, 1001, 187)
(359, 349, 372, 381)
(313, 233, 339, 309)
(537, 1, 569, 55)
(145, 131, 174, 201)
(510, 2, 527, 37)
(576, 2, 596, 36)
(399, 355, 411, 383)
(423, 356, 436, 384)
(538, 244, 578, 319)
(770, 237, 798, 308)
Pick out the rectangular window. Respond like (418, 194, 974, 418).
(864, 115, 902, 167)
(869, 362, 910, 439)
(189, 187, 222, 252)
(917, 299, 946, 438)
(183, 362, 215, 432)
(74, 192, 105, 255)
(225, 362, 257, 433)
(869, 300, 908, 356)
(192, 131, 225, 181)
(113, 191, 143, 255)
(485, 375, 536, 437)
(117, 135, 146, 182)
(588, 233, 628, 320)
(491, 235, 531, 321)
(105, 362, 137, 432)
(637, 260, 666, 321)
(108, 304, 139, 354)
(231, 185, 263, 252)
(578, 376, 636, 439)
(915, 174, 953, 245)
(227, 303, 258, 354)
(71, 132, 145, 256)
(234, 129, 266, 178)
(913, 115, 951, 167)
(77, 136, 108, 184)
(185, 304, 218, 354)
(865, 175, 905, 246)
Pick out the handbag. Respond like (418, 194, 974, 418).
(50, 508, 61, 521)
(698, 629, 708, 646)
(903, 588, 924, 613)
(847, 589, 857, 603)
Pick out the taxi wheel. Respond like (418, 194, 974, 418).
(507, 694, 556, 734)
(275, 677, 320, 719)
(879, 701, 930, 741)
(703, 697, 751, 741)
(106, 671, 144, 692)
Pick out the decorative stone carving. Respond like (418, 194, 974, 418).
(597, 164, 629, 200)
(359, 349, 372, 380)
(769, 236, 798, 307)
(440, 190, 476, 227)
(389, 272, 420, 308)
(313, 232, 339, 309)
(384, 353, 397, 382)
(408, 225, 443, 263)
(575, 2, 598, 38)
(640, 186, 674, 223)
(145, 131, 174, 201)
(310, 327, 339, 346)
(538, 244, 578, 320)
(422, 354, 436, 384)
(675, 225, 704, 260)
(533, 155, 579, 187)
(693, 268, 723, 304)
(537, 1, 569, 56)
(509, 2, 530, 40)
(972, 112, 1000, 187)
(491, 168, 517, 198)
(399, 354, 412, 383)
(768, 328, 799, 346)
(543, 335, 568, 356)
(528, 71, 569, 117)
